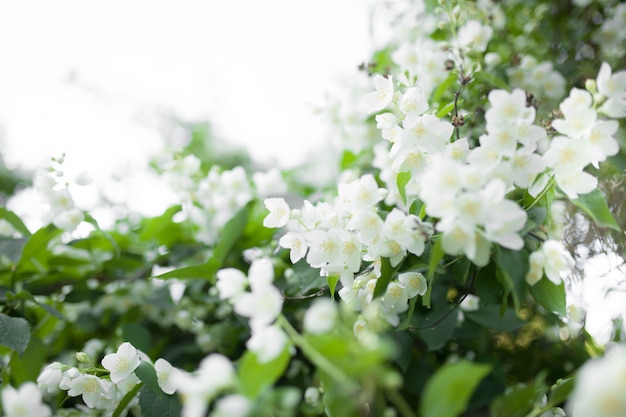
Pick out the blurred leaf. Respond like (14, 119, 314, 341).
(138, 384, 181, 417)
(122, 324, 153, 353)
(0, 238, 28, 263)
(0, 314, 30, 357)
(473, 71, 511, 91)
(9, 336, 46, 384)
(205, 203, 251, 278)
(17, 225, 63, 272)
(431, 72, 458, 104)
(414, 309, 458, 351)
(490, 384, 536, 417)
(0, 208, 31, 236)
(139, 205, 184, 247)
(112, 382, 142, 417)
(155, 264, 211, 280)
(420, 360, 491, 417)
(530, 278, 567, 316)
(465, 306, 525, 332)
(571, 189, 621, 232)
(238, 346, 290, 398)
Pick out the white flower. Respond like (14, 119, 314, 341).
(399, 86, 429, 116)
(246, 325, 288, 363)
(398, 272, 427, 298)
(263, 198, 290, 228)
(37, 362, 64, 394)
(101, 342, 141, 384)
(1, 382, 51, 417)
(216, 268, 248, 301)
(596, 62, 626, 118)
(211, 395, 251, 417)
(155, 358, 179, 395)
(248, 257, 275, 289)
(541, 240, 574, 284)
(67, 374, 108, 409)
(59, 366, 81, 390)
(458, 20, 493, 52)
(363, 74, 394, 114)
(526, 250, 545, 286)
(172, 354, 235, 417)
(233, 284, 283, 330)
(252, 169, 287, 198)
(303, 298, 338, 334)
(485, 89, 535, 128)
(52, 207, 84, 231)
(460, 294, 480, 312)
(279, 232, 308, 263)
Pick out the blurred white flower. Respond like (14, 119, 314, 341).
(1, 382, 51, 417)
(155, 358, 179, 395)
(303, 298, 338, 334)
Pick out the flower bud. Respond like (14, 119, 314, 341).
(75, 352, 90, 363)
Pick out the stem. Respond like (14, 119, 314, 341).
(386, 389, 417, 417)
(277, 315, 358, 391)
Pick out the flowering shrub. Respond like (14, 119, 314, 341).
(1, 1, 625, 416)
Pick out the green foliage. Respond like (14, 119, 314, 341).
(0, 314, 30, 357)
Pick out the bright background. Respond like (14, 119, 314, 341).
(0, 0, 371, 175)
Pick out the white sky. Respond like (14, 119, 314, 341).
(0, 0, 371, 175)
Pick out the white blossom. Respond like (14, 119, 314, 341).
(101, 342, 141, 384)
(1, 382, 51, 417)
(303, 298, 338, 334)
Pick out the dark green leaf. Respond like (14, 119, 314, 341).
(465, 306, 525, 332)
(0, 313, 30, 357)
(373, 257, 394, 299)
(112, 382, 142, 417)
(122, 324, 153, 353)
(238, 346, 290, 398)
(134, 361, 162, 395)
(414, 309, 458, 351)
(420, 360, 491, 417)
(17, 225, 63, 271)
(571, 188, 621, 232)
(530, 278, 567, 316)
(0, 238, 28, 264)
(495, 248, 528, 311)
(138, 384, 181, 417)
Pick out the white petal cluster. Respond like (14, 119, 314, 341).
(506, 56, 566, 101)
(303, 298, 338, 334)
(101, 342, 141, 384)
(457, 20, 493, 52)
(525, 240, 575, 286)
(364, 75, 394, 114)
(217, 258, 287, 363)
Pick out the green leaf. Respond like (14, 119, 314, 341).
(0, 208, 31, 236)
(530, 278, 567, 316)
(495, 248, 528, 311)
(0, 314, 30, 357)
(138, 384, 182, 417)
(436, 100, 457, 118)
(238, 346, 290, 398)
(16, 225, 63, 271)
(396, 171, 411, 206)
(571, 188, 621, 232)
(373, 257, 394, 299)
(420, 360, 492, 417)
(154, 264, 211, 280)
(431, 72, 458, 104)
(423, 238, 444, 308)
(9, 336, 46, 385)
(134, 361, 162, 395)
(0, 238, 28, 264)
(112, 382, 142, 417)
(327, 275, 340, 298)
(122, 324, 153, 353)
(472, 71, 511, 91)
(547, 377, 574, 407)
(465, 306, 525, 332)
(490, 384, 536, 417)
(414, 309, 458, 351)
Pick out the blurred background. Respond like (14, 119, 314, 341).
(0, 0, 371, 186)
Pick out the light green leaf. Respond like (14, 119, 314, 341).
(17, 225, 63, 271)
(112, 382, 142, 417)
(420, 360, 491, 417)
(431, 72, 458, 104)
(0, 313, 30, 357)
(238, 346, 290, 398)
(571, 188, 620, 232)
(154, 264, 211, 280)
(547, 377, 574, 407)
(530, 278, 567, 316)
(396, 171, 411, 206)
(138, 384, 181, 417)
(327, 275, 340, 299)
(9, 336, 46, 385)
